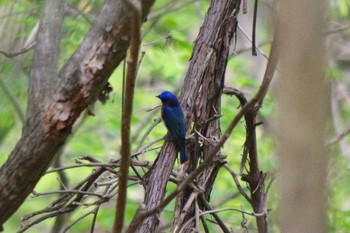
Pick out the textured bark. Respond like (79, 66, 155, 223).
(134, 142, 178, 232)
(0, 0, 155, 229)
(173, 0, 240, 232)
(133, 0, 240, 232)
(0, 0, 65, 228)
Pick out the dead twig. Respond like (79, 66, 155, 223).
(0, 42, 35, 58)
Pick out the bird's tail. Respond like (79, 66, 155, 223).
(180, 148, 187, 164)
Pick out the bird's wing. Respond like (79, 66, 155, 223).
(162, 106, 187, 163)
(162, 106, 186, 143)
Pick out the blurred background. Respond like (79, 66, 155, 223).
(0, 0, 349, 232)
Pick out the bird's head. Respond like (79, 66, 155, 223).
(157, 91, 180, 107)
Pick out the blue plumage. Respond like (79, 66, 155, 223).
(157, 91, 186, 163)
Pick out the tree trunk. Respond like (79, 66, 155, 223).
(133, 0, 241, 232)
(0, 0, 155, 229)
(173, 0, 241, 232)
(275, 0, 329, 232)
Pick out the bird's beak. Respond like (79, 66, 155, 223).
(156, 95, 160, 98)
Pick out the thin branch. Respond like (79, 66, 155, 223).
(32, 190, 104, 198)
(148, 0, 196, 20)
(234, 40, 271, 55)
(326, 24, 350, 35)
(325, 127, 350, 147)
(212, 191, 243, 208)
(223, 164, 251, 204)
(19, 208, 73, 233)
(252, 0, 258, 56)
(21, 167, 107, 222)
(174, 191, 199, 233)
(19, 171, 114, 232)
(180, 207, 267, 232)
(201, 207, 267, 217)
(66, 2, 93, 24)
(89, 206, 100, 233)
(0, 42, 35, 58)
(46, 162, 119, 173)
(62, 210, 95, 233)
(143, 0, 197, 37)
(200, 215, 210, 233)
(135, 118, 161, 152)
(198, 195, 231, 233)
(237, 24, 268, 60)
(265, 172, 276, 195)
(113, 0, 142, 232)
(330, 84, 350, 158)
(131, 106, 159, 142)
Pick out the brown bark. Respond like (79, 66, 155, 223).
(128, 141, 177, 233)
(0, 0, 155, 229)
(173, 0, 241, 232)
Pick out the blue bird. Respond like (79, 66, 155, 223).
(157, 91, 186, 163)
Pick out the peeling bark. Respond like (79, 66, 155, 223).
(0, 0, 155, 229)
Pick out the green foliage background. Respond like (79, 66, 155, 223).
(0, 0, 350, 232)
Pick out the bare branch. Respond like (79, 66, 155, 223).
(148, 0, 197, 20)
(32, 190, 104, 198)
(197, 195, 231, 233)
(180, 207, 267, 232)
(114, 0, 142, 231)
(252, 0, 258, 56)
(135, 118, 161, 152)
(223, 164, 251, 204)
(325, 127, 350, 147)
(46, 162, 119, 173)
(0, 42, 35, 58)
(62, 209, 95, 233)
(237, 25, 269, 60)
